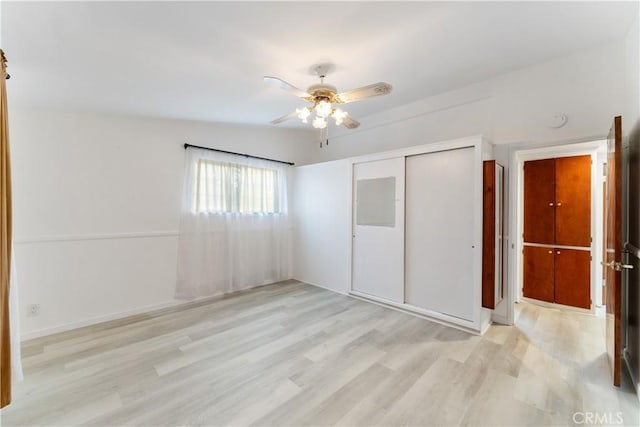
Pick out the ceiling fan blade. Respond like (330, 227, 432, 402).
(270, 110, 298, 125)
(264, 76, 310, 98)
(341, 115, 360, 129)
(336, 82, 392, 104)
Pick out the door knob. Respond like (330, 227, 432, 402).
(602, 260, 634, 271)
(549, 203, 554, 206)
(557, 202, 562, 207)
(614, 262, 634, 271)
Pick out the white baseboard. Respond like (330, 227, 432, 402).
(21, 299, 188, 341)
(21, 280, 294, 342)
(293, 278, 349, 296)
(299, 279, 486, 335)
(491, 313, 509, 325)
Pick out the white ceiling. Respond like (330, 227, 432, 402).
(2, 1, 637, 128)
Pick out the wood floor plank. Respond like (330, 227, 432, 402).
(2, 281, 638, 426)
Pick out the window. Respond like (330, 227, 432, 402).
(192, 159, 282, 214)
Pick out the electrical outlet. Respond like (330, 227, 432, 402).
(27, 304, 40, 317)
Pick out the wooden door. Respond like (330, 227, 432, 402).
(483, 160, 497, 308)
(555, 155, 591, 247)
(554, 249, 591, 309)
(626, 119, 640, 391)
(524, 159, 555, 244)
(605, 116, 622, 386)
(523, 246, 554, 303)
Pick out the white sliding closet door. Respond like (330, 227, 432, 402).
(352, 157, 404, 302)
(405, 147, 475, 321)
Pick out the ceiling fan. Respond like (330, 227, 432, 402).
(264, 63, 392, 130)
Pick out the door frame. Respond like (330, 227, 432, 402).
(508, 140, 607, 324)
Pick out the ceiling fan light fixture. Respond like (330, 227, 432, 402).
(315, 100, 332, 118)
(312, 116, 327, 129)
(332, 108, 347, 126)
(265, 64, 391, 132)
(296, 107, 311, 123)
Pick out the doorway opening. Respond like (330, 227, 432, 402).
(508, 140, 607, 325)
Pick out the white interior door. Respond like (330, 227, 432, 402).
(405, 147, 475, 321)
(352, 157, 404, 302)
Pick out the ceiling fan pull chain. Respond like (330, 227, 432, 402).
(326, 124, 329, 146)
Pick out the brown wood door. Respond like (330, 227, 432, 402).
(554, 249, 591, 309)
(626, 119, 640, 391)
(523, 246, 554, 303)
(483, 160, 496, 309)
(555, 155, 591, 247)
(524, 159, 555, 244)
(605, 116, 622, 386)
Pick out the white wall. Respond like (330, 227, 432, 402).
(293, 159, 351, 294)
(301, 42, 626, 164)
(14, 34, 637, 338)
(626, 13, 640, 129)
(294, 41, 630, 327)
(10, 108, 314, 338)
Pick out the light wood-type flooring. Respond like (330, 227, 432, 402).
(2, 280, 638, 426)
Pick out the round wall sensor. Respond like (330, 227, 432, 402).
(548, 114, 568, 129)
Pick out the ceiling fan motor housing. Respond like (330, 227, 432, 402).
(306, 83, 341, 104)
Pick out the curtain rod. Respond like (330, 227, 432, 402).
(183, 143, 294, 166)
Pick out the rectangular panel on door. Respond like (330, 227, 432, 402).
(555, 155, 591, 247)
(405, 147, 475, 321)
(352, 157, 405, 303)
(524, 159, 556, 244)
(554, 249, 591, 309)
(523, 246, 554, 303)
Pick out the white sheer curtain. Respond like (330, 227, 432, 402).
(10, 244, 22, 383)
(176, 147, 292, 299)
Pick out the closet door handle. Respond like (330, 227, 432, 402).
(549, 202, 554, 206)
(556, 202, 562, 207)
(548, 250, 553, 254)
(556, 251, 561, 255)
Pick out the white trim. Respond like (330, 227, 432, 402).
(21, 281, 294, 342)
(348, 290, 484, 336)
(15, 231, 179, 244)
(491, 313, 509, 325)
(346, 135, 484, 165)
(298, 279, 349, 296)
(523, 242, 592, 252)
(21, 298, 189, 341)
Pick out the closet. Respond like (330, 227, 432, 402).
(523, 155, 592, 309)
(350, 136, 488, 334)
